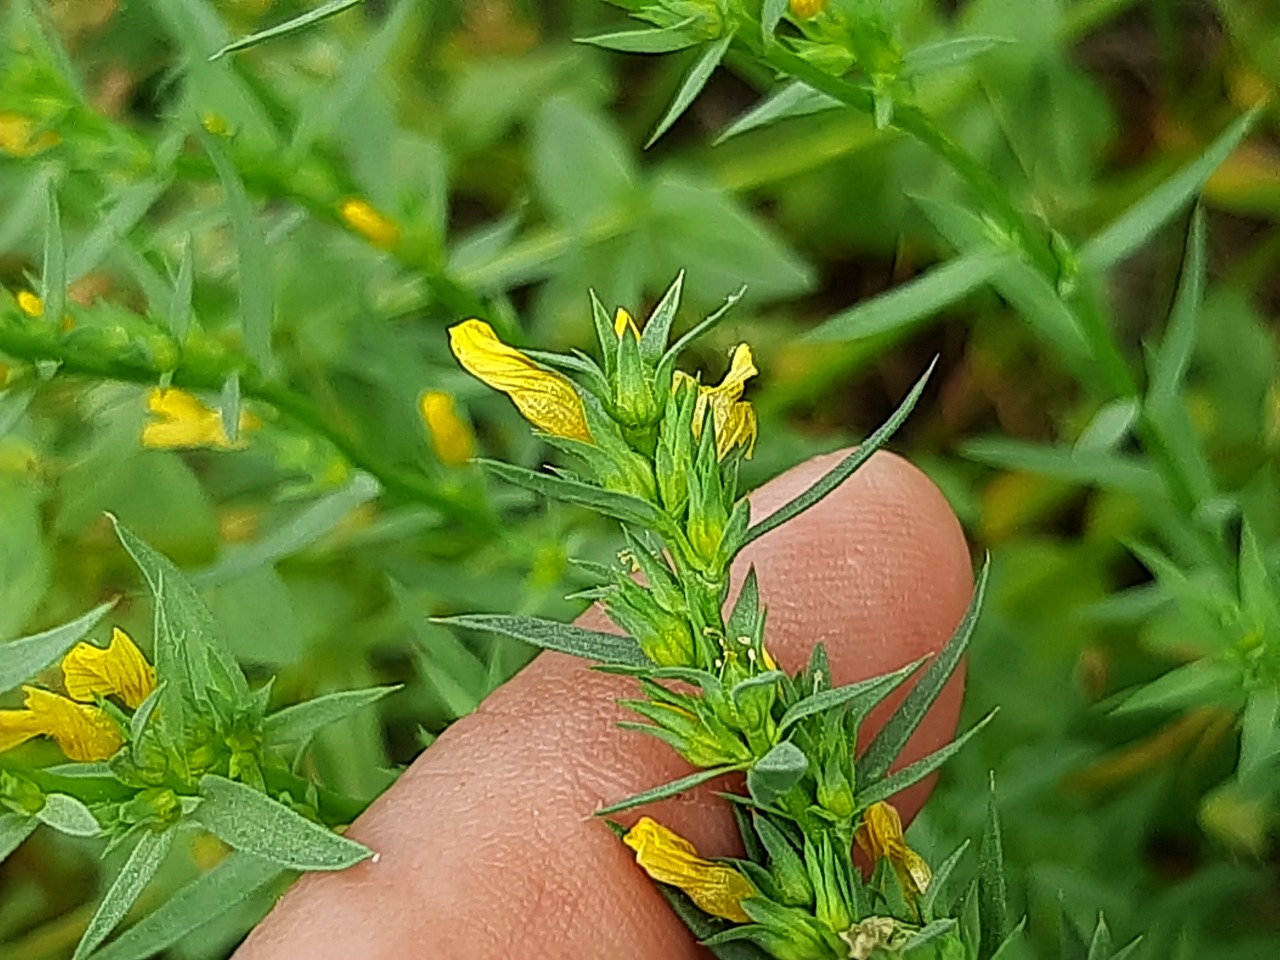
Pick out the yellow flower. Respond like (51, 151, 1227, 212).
(855, 801, 932, 897)
(448, 319, 593, 443)
(0, 687, 124, 762)
(0, 113, 61, 157)
(339, 198, 401, 250)
(623, 816, 756, 922)
(674, 343, 758, 459)
(420, 390, 476, 466)
(614, 307, 640, 339)
(16, 291, 43, 317)
(789, 0, 827, 18)
(142, 388, 258, 451)
(63, 628, 156, 710)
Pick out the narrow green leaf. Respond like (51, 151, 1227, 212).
(903, 36, 1012, 77)
(1086, 916, 1112, 960)
(639, 271, 685, 361)
(1112, 659, 1241, 714)
(74, 827, 175, 960)
(977, 783, 1011, 960)
(0, 812, 37, 864)
(1148, 206, 1206, 414)
(220, 371, 242, 445)
(0, 601, 115, 695)
(717, 82, 839, 143)
(111, 517, 249, 700)
(656, 285, 747, 385)
(1110, 937, 1145, 960)
(747, 741, 808, 807)
(210, 0, 365, 60)
(860, 561, 988, 781)
(88, 852, 284, 960)
(855, 710, 996, 807)
(202, 132, 273, 370)
(480, 460, 669, 532)
(1074, 399, 1140, 455)
(596, 764, 741, 816)
(920, 839, 971, 921)
(987, 919, 1030, 960)
(195, 774, 371, 870)
(42, 185, 66, 326)
(807, 252, 1008, 343)
(194, 473, 381, 586)
(744, 360, 935, 547)
(761, 0, 788, 43)
(67, 180, 170, 281)
(264, 686, 399, 745)
(903, 919, 959, 953)
(168, 233, 195, 343)
(778, 657, 925, 735)
(1081, 108, 1260, 272)
(37, 793, 101, 837)
(1239, 688, 1280, 780)
(578, 17, 702, 54)
(435, 613, 650, 667)
(646, 32, 734, 149)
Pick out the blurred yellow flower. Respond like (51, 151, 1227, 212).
(789, 0, 827, 18)
(339, 198, 401, 250)
(420, 390, 475, 466)
(623, 816, 755, 922)
(142, 388, 258, 451)
(675, 343, 758, 459)
(16, 291, 43, 317)
(0, 687, 123, 762)
(63, 628, 156, 710)
(0, 113, 60, 157)
(448, 319, 593, 443)
(855, 801, 932, 897)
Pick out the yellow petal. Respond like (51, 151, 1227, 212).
(0, 709, 44, 754)
(678, 345, 758, 460)
(448, 319, 593, 443)
(0, 112, 61, 157)
(339, 198, 401, 250)
(22, 687, 123, 762)
(16, 291, 43, 317)
(143, 389, 256, 451)
(712, 398, 757, 459)
(624, 816, 755, 923)
(707, 344, 757, 402)
(63, 628, 156, 710)
(614, 307, 640, 339)
(856, 801, 930, 895)
(419, 390, 475, 466)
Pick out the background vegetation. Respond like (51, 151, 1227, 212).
(0, 0, 1277, 957)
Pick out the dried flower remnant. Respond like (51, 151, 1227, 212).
(624, 816, 756, 922)
(854, 801, 932, 898)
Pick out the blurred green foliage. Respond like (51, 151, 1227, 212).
(0, 0, 1278, 957)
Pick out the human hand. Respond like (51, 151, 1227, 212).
(235, 450, 973, 959)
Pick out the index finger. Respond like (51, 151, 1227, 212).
(235, 450, 972, 959)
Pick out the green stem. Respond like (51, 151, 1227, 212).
(0, 317, 494, 531)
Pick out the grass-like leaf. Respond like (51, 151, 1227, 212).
(646, 32, 734, 148)
(1147, 206, 1205, 414)
(168, 232, 195, 342)
(855, 710, 996, 808)
(480, 459, 671, 532)
(858, 559, 989, 782)
(195, 774, 371, 871)
(88, 852, 284, 960)
(717, 81, 840, 144)
(578, 17, 702, 54)
(742, 360, 936, 547)
(435, 613, 650, 666)
(0, 600, 115, 695)
(977, 783, 1011, 960)
(806, 252, 1008, 343)
(210, 0, 366, 60)
(41, 185, 65, 327)
(264, 685, 400, 745)
(902, 36, 1012, 77)
(920, 839, 971, 921)
(74, 827, 174, 960)
(777, 657, 925, 735)
(1081, 108, 1260, 272)
(596, 764, 743, 816)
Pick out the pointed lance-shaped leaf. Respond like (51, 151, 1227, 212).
(73, 826, 175, 960)
(210, 0, 365, 60)
(920, 839, 971, 921)
(264, 685, 400, 745)
(0, 600, 115, 695)
(977, 777, 1010, 960)
(639, 271, 685, 361)
(777, 656, 926, 735)
(646, 31, 735, 149)
(854, 710, 996, 808)
(860, 559, 989, 782)
(596, 764, 743, 816)
(1147, 207, 1205, 415)
(577, 17, 703, 54)
(478, 460, 673, 535)
(42, 185, 66, 327)
(742, 360, 936, 547)
(435, 613, 650, 667)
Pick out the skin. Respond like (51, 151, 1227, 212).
(236, 450, 973, 959)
